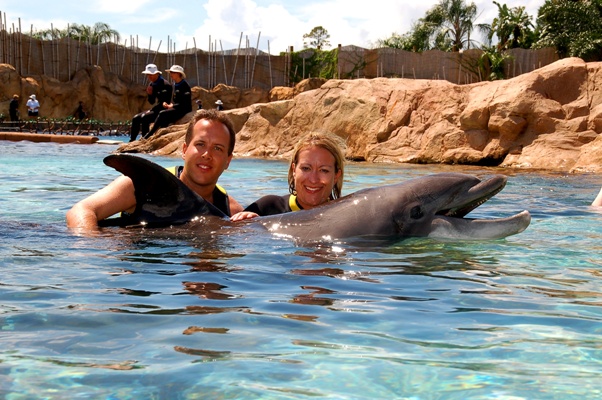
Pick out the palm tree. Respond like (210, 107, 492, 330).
(489, 2, 534, 51)
(424, 0, 483, 51)
(69, 22, 120, 44)
(31, 22, 120, 44)
(389, 0, 483, 52)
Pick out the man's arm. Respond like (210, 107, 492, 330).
(66, 176, 137, 230)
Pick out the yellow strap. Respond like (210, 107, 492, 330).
(289, 195, 301, 211)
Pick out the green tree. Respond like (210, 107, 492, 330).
(489, 1, 535, 51)
(32, 22, 120, 44)
(303, 26, 331, 50)
(378, 0, 485, 52)
(535, 0, 602, 61)
(376, 22, 433, 51)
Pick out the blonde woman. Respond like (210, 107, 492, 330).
(231, 132, 345, 221)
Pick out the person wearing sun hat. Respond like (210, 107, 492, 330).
(129, 63, 173, 142)
(143, 64, 192, 139)
(26, 94, 40, 117)
(215, 99, 224, 111)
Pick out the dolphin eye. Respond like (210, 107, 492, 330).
(410, 206, 424, 219)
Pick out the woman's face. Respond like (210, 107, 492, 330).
(292, 146, 341, 210)
(170, 71, 182, 82)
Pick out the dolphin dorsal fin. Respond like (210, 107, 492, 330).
(102, 154, 227, 227)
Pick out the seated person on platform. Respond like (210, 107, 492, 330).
(231, 132, 346, 221)
(67, 110, 244, 230)
(143, 65, 192, 139)
(129, 64, 173, 142)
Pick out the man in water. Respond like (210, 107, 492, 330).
(66, 109, 243, 230)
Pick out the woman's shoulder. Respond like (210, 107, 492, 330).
(245, 194, 290, 216)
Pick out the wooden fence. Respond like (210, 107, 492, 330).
(0, 20, 559, 89)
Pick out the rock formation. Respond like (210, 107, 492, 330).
(3, 58, 602, 173)
(119, 58, 602, 173)
(0, 64, 273, 122)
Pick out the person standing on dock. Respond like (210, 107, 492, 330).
(26, 95, 39, 118)
(9, 94, 20, 122)
(128, 64, 172, 142)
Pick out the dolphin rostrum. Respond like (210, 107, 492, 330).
(99, 154, 531, 242)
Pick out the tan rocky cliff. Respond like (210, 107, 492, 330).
(117, 58, 602, 173)
(3, 58, 602, 173)
(0, 64, 271, 121)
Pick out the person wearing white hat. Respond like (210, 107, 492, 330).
(143, 65, 192, 139)
(215, 99, 224, 111)
(26, 94, 40, 117)
(129, 64, 173, 142)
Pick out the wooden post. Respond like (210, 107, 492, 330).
(193, 37, 199, 87)
(120, 38, 127, 76)
(268, 40, 272, 88)
(0, 12, 4, 64)
(18, 18, 23, 76)
(220, 40, 227, 84)
(251, 32, 261, 88)
(230, 32, 242, 86)
(146, 36, 152, 72)
(208, 35, 211, 88)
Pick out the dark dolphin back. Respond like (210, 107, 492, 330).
(99, 154, 227, 227)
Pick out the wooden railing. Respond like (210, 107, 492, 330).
(0, 119, 131, 136)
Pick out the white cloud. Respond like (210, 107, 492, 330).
(91, 0, 152, 15)
(0, 0, 545, 53)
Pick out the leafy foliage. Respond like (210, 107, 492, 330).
(31, 22, 120, 45)
(287, 48, 339, 84)
(535, 0, 602, 61)
(377, 0, 487, 52)
(489, 1, 535, 50)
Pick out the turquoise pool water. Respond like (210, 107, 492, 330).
(1, 138, 602, 399)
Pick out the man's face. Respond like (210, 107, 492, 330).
(147, 73, 160, 83)
(181, 119, 232, 190)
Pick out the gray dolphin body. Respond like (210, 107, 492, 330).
(99, 154, 531, 242)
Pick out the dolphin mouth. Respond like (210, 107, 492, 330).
(428, 175, 531, 240)
(436, 175, 507, 218)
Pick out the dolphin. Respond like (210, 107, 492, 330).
(98, 154, 531, 242)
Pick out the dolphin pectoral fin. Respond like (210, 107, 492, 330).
(428, 210, 531, 240)
(102, 154, 227, 227)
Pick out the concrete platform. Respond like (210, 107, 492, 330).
(0, 131, 99, 144)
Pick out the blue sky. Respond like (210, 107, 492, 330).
(0, 0, 543, 54)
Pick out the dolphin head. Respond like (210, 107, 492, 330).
(384, 173, 530, 240)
